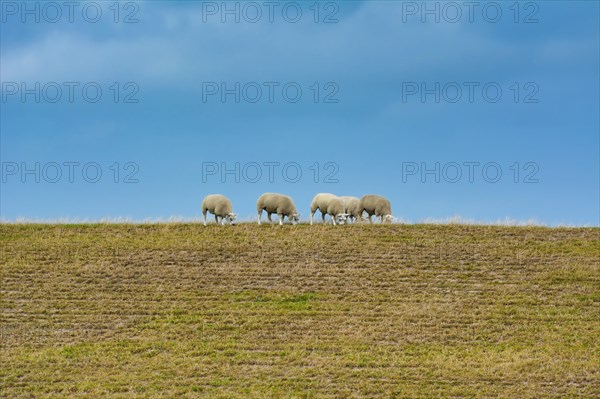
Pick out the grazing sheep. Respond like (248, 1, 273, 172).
(201, 194, 237, 226)
(339, 196, 364, 223)
(256, 193, 300, 225)
(310, 193, 349, 225)
(358, 194, 394, 223)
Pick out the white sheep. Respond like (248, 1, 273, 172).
(358, 194, 394, 223)
(338, 196, 364, 223)
(310, 193, 349, 225)
(201, 194, 237, 226)
(256, 193, 300, 225)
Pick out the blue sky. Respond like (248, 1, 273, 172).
(1, 1, 598, 225)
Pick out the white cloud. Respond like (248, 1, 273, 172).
(1, 2, 594, 91)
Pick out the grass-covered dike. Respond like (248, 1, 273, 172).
(1, 224, 599, 398)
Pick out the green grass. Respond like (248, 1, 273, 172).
(1, 224, 599, 398)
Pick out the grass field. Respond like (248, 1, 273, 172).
(1, 223, 599, 398)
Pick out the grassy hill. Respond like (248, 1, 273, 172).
(1, 224, 599, 398)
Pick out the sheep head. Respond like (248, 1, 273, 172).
(290, 213, 300, 225)
(335, 213, 350, 224)
(226, 213, 238, 225)
(383, 215, 395, 224)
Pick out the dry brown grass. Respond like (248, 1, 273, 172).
(1, 223, 599, 398)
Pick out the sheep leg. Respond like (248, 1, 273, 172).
(214, 215, 219, 225)
(332, 215, 336, 226)
(310, 211, 314, 225)
(257, 210, 262, 225)
(278, 214, 284, 225)
(321, 212, 326, 223)
(369, 215, 373, 224)
(267, 213, 273, 223)
(203, 211, 207, 227)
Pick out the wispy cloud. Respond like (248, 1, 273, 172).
(4, 2, 591, 89)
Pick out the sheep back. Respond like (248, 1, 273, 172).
(202, 194, 233, 217)
(310, 193, 338, 214)
(339, 196, 361, 218)
(359, 194, 392, 216)
(257, 193, 297, 216)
